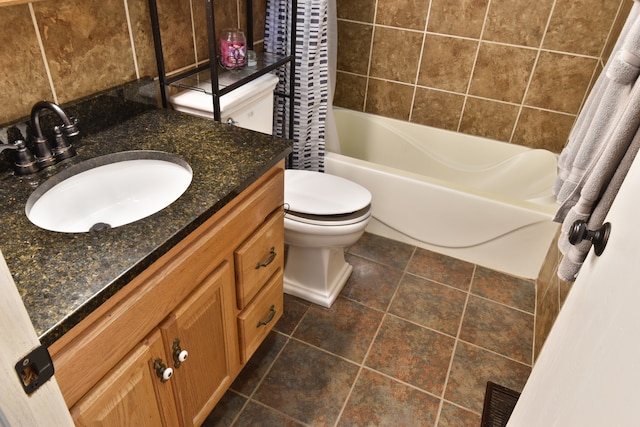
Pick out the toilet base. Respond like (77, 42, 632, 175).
(283, 245, 353, 308)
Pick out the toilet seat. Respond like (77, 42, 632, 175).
(284, 169, 372, 226)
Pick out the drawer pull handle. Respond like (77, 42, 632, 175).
(255, 247, 277, 269)
(256, 305, 276, 328)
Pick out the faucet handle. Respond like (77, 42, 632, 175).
(52, 125, 77, 160)
(13, 140, 40, 175)
(62, 116, 79, 137)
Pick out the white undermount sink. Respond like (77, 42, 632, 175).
(25, 151, 193, 233)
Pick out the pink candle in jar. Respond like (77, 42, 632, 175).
(220, 29, 246, 69)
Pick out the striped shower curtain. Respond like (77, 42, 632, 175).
(265, 0, 329, 171)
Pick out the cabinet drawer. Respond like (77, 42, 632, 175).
(237, 270, 283, 363)
(234, 209, 284, 309)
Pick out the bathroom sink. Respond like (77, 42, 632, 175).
(25, 151, 192, 233)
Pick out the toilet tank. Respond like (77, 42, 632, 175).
(169, 73, 279, 134)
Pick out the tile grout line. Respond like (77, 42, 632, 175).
(434, 263, 477, 426)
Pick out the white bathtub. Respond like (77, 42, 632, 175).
(325, 108, 559, 279)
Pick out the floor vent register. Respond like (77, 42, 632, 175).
(480, 381, 521, 427)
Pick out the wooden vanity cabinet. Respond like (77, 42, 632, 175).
(50, 161, 285, 426)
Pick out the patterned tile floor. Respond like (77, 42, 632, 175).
(203, 232, 535, 426)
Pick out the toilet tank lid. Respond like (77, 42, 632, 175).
(284, 169, 372, 215)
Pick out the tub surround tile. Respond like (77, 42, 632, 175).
(460, 295, 534, 364)
(535, 279, 560, 360)
(336, 0, 625, 152)
(412, 88, 465, 131)
(389, 274, 467, 336)
(469, 42, 537, 104)
(334, 72, 367, 111)
(252, 339, 359, 426)
(365, 315, 455, 395)
(544, 0, 621, 56)
(342, 254, 403, 311)
(370, 26, 423, 84)
(336, 0, 376, 23)
(33, 0, 137, 104)
(512, 107, 576, 153)
(459, 97, 519, 142)
(526, 52, 598, 114)
(471, 266, 536, 313)
(375, 0, 430, 30)
(364, 78, 413, 120)
(483, 0, 554, 47)
(337, 21, 373, 75)
(293, 297, 384, 363)
(418, 34, 478, 93)
(339, 368, 440, 426)
(427, 0, 490, 38)
(0, 5, 53, 124)
(407, 248, 475, 291)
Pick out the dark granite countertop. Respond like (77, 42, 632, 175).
(0, 106, 291, 347)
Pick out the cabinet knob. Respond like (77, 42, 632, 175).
(154, 358, 173, 383)
(172, 338, 189, 368)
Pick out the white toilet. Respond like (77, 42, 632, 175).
(170, 73, 372, 308)
(284, 170, 371, 307)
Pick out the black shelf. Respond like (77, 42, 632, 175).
(148, 0, 296, 139)
(167, 52, 292, 97)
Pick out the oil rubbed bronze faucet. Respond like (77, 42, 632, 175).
(30, 101, 78, 167)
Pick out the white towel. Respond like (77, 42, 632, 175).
(554, 0, 640, 281)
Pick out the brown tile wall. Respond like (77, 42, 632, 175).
(335, 0, 634, 153)
(0, 0, 265, 125)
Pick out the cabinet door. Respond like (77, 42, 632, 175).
(160, 261, 235, 427)
(71, 330, 179, 426)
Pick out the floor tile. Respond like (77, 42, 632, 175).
(201, 391, 247, 427)
(338, 368, 440, 426)
(348, 232, 415, 270)
(437, 402, 482, 427)
(293, 296, 384, 363)
(365, 315, 455, 395)
(231, 332, 288, 395)
(471, 266, 536, 313)
(389, 273, 468, 336)
(252, 339, 359, 426)
(207, 231, 537, 425)
(445, 341, 531, 413)
(275, 294, 311, 335)
(233, 401, 307, 427)
(459, 295, 534, 364)
(342, 253, 403, 311)
(407, 248, 475, 290)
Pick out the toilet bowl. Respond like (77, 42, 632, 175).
(284, 169, 372, 307)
